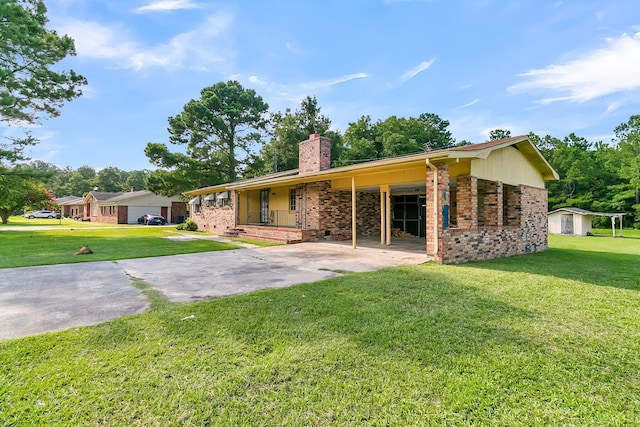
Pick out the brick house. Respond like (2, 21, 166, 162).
(55, 196, 84, 219)
(184, 134, 558, 264)
(82, 190, 186, 224)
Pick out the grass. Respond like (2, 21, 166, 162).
(0, 226, 242, 268)
(1, 232, 639, 424)
(0, 215, 122, 228)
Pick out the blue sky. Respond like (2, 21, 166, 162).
(5, 0, 640, 171)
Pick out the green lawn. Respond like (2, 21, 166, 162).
(1, 215, 122, 228)
(1, 233, 639, 425)
(0, 226, 241, 268)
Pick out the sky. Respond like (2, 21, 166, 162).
(4, 0, 640, 171)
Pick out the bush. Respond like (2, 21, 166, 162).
(176, 219, 198, 231)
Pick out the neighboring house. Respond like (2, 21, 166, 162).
(548, 207, 625, 236)
(185, 133, 559, 264)
(82, 190, 187, 224)
(55, 196, 85, 218)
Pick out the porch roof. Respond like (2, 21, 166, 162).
(184, 135, 558, 196)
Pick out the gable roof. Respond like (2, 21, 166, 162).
(101, 190, 154, 204)
(185, 135, 559, 196)
(55, 196, 84, 205)
(549, 207, 625, 217)
(84, 191, 121, 203)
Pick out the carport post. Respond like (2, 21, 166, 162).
(380, 190, 385, 245)
(352, 176, 357, 248)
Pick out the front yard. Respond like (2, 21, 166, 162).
(0, 220, 242, 268)
(1, 231, 639, 424)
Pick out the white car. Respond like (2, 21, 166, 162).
(24, 210, 57, 219)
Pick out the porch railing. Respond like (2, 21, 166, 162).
(243, 210, 298, 228)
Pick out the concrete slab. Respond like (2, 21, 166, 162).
(0, 241, 428, 340)
(0, 262, 148, 340)
(116, 242, 429, 303)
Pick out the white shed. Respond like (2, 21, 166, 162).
(548, 207, 625, 237)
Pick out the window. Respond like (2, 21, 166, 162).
(289, 189, 296, 211)
(217, 191, 230, 207)
(204, 194, 216, 208)
(189, 195, 201, 214)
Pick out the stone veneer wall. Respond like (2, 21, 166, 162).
(439, 184, 548, 264)
(191, 192, 236, 233)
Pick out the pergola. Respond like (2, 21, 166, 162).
(596, 212, 626, 237)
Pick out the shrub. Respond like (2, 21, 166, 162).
(176, 219, 198, 231)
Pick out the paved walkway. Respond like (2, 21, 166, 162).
(0, 241, 429, 340)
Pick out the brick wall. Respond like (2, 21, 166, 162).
(171, 202, 187, 223)
(439, 184, 548, 264)
(426, 165, 450, 257)
(191, 192, 236, 233)
(303, 181, 380, 240)
(299, 133, 331, 174)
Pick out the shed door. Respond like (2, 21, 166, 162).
(561, 214, 574, 234)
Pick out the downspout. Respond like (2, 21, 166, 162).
(426, 159, 438, 256)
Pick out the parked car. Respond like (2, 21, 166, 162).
(137, 214, 166, 225)
(24, 210, 58, 219)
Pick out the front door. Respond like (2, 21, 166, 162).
(260, 189, 269, 224)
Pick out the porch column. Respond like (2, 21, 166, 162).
(380, 190, 385, 245)
(352, 176, 357, 248)
(379, 185, 391, 245)
(386, 190, 392, 246)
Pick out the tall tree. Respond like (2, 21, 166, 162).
(612, 115, 640, 226)
(146, 81, 269, 195)
(489, 129, 512, 141)
(95, 166, 126, 193)
(250, 96, 332, 175)
(339, 113, 454, 165)
(1, 0, 86, 125)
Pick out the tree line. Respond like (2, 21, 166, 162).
(1, 1, 638, 227)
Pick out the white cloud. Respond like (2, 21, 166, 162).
(301, 73, 369, 91)
(248, 75, 267, 85)
(57, 13, 233, 71)
(456, 99, 480, 109)
(509, 32, 640, 105)
(400, 59, 435, 83)
(135, 0, 202, 13)
(285, 42, 308, 56)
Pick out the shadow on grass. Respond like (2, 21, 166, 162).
(148, 267, 536, 364)
(462, 247, 640, 291)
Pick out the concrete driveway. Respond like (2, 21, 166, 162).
(0, 242, 428, 340)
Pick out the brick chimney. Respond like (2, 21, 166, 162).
(298, 133, 331, 174)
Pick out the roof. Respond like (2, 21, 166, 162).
(55, 196, 84, 205)
(184, 135, 559, 196)
(101, 190, 154, 204)
(549, 207, 625, 217)
(84, 192, 121, 203)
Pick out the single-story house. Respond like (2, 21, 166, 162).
(83, 189, 187, 224)
(55, 195, 85, 218)
(185, 133, 559, 264)
(548, 207, 625, 237)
